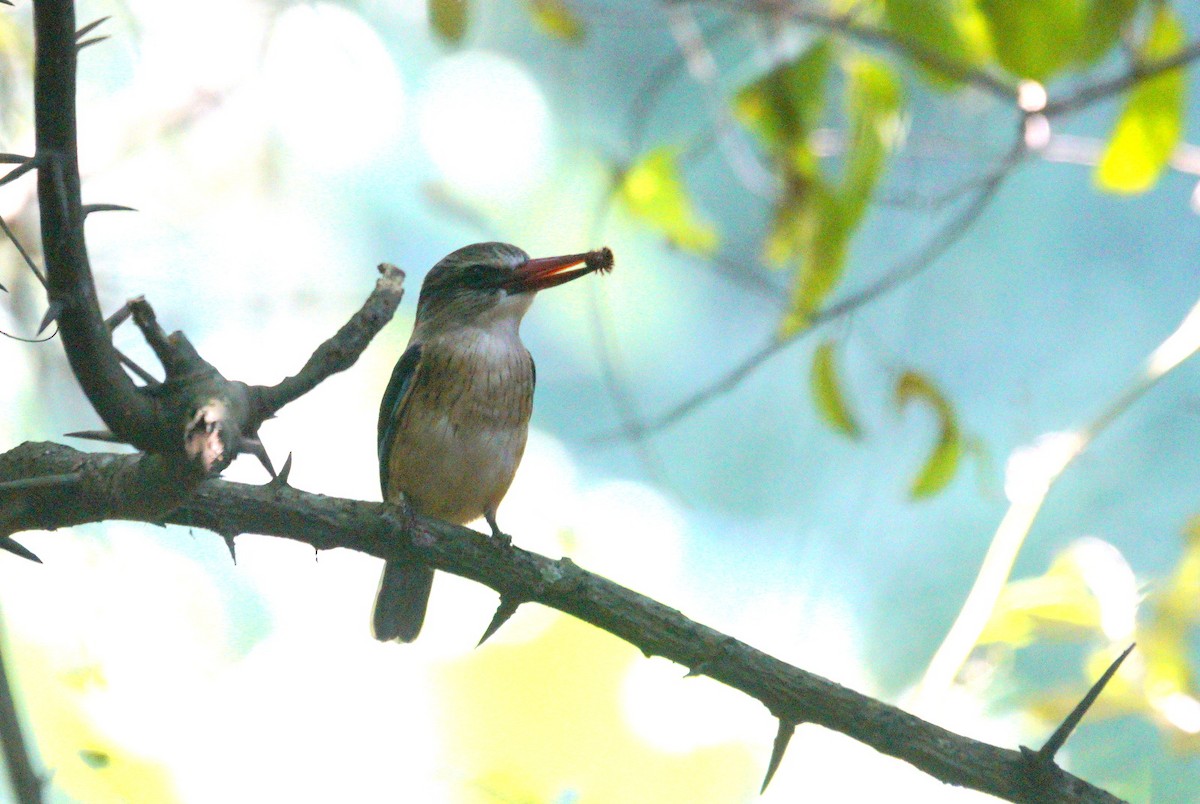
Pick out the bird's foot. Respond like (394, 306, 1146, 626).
(485, 512, 513, 547)
(382, 492, 418, 535)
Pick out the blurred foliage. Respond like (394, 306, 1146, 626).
(810, 339, 861, 438)
(1096, 5, 1187, 193)
(992, 520, 1200, 750)
(617, 147, 718, 255)
(429, 0, 469, 44)
(525, 0, 585, 43)
(894, 371, 963, 498)
(438, 615, 758, 803)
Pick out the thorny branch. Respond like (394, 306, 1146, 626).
(0, 442, 1126, 804)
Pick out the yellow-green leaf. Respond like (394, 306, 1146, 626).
(978, 0, 1085, 80)
(774, 58, 903, 336)
(1076, 0, 1141, 66)
(527, 0, 585, 43)
(1096, 6, 1186, 194)
(618, 147, 718, 254)
(734, 39, 833, 153)
(79, 749, 111, 769)
(896, 371, 962, 498)
(429, 0, 469, 44)
(777, 181, 851, 337)
(810, 340, 861, 438)
(842, 56, 904, 224)
(883, 0, 990, 89)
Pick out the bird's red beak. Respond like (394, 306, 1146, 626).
(507, 247, 613, 294)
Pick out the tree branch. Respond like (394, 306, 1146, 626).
(0, 617, 42, 804)
(35, 0, 162, 448)
(0, 441, 1125, 803)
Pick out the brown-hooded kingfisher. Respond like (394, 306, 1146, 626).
(374, 241, 613, 642)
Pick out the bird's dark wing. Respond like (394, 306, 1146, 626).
(529, 348, 536, 390)
(378, 342, 422, 494)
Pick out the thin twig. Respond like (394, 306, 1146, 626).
(1044, 40, 1200, 118)
(597, 143, 1019, 440)
(0, 216, 47, 289)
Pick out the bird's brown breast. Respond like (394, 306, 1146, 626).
(385, 329, 534, 525)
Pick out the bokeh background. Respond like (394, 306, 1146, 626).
(2, 0, 1200, 801)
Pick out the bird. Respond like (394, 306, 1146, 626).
(374, 241, 613, 642)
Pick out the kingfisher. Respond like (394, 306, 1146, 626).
(374, 241, 613, 642)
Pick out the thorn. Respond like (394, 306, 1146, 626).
(82, 203, 136, 216)
(75, 16, 110, 40)
(0, 158, 36, 188)
(683, 661, 708, 679)
(37, 300, 62, 335)
(0, 3, 13, 9)
(761, 719, 796, 794)
(0, 213, 47, 288)
(221, 533, 237, 564)
(1036, 643, 1135, 763)
(65, 429, 128, 444)
(75, 35, 109, 51)
(270, 452, 294, 487)
(238, 436, 276, 478)
(114, 347, 159, 386)
(0, 154, 30, 163)
(0, 537, 42, 564)
(476, 597, 521, 648)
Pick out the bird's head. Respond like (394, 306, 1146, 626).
(414, 242, 613, 334)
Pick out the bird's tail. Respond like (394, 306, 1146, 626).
(372, 560, 434, 642)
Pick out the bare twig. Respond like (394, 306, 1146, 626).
(1044, 40, 1200, 118)
(250, 263, 406, 420)
(0, 440, 1126, 803)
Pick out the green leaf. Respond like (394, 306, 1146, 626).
(775, 57, 903, 336)
(734, 39, 833, 153)
(429, 0, 469, 44)
(618, 147, 718, 254)
(80, 749, 111, 769)
(896, 371, 962, 498)
(883, 0, 990, 88)
(979, 550, 1104, 647)
(978, 0, 1085, 80)
(1076, 0, 1142, 66)
(810, 340, 861, 438)
(842, 56, 904, 224)
(1096, 6, 1186, 194)
(777, 183, 851, 337)
(526, 0, 585, 43)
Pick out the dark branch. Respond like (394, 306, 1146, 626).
(250, 263, 406, 420)
(0, 441, 1127, 803)
(0, 618, 43, 804)
(35, 0, 162, 449)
